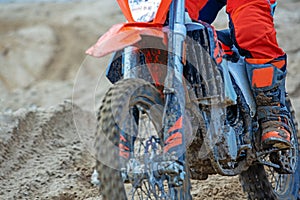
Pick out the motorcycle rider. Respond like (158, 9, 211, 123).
(186, 0, 293, 150)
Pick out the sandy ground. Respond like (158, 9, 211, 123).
(0, 0, 299, 199)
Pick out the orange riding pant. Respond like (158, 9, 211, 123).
(186, 0, 285, 62)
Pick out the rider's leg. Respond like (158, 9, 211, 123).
(226, 0, 292, 149)
(246, 55, 292, 149)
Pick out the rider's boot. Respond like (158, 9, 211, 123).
(246, 54, 293, 150)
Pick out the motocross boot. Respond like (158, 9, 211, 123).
(246, 54, 292, 150)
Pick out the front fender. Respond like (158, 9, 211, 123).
(86, 23, 166, 58)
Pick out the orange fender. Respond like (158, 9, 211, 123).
(86, 23, 166, 58)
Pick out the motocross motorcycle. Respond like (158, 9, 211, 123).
(86, 0, 300, 199)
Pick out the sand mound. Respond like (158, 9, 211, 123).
(0, 101, 99, 199)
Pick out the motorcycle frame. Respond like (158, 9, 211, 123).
(86, 0, 275, 176)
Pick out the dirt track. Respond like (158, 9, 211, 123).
(0, 0, 299, 199)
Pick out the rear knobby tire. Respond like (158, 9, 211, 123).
(239, 98, 299, 200)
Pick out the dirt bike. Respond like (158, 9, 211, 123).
(86, 0, 300, 199)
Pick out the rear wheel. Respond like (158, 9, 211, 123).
(94, 78, 192, 199)
(239, 98, 299, 200)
